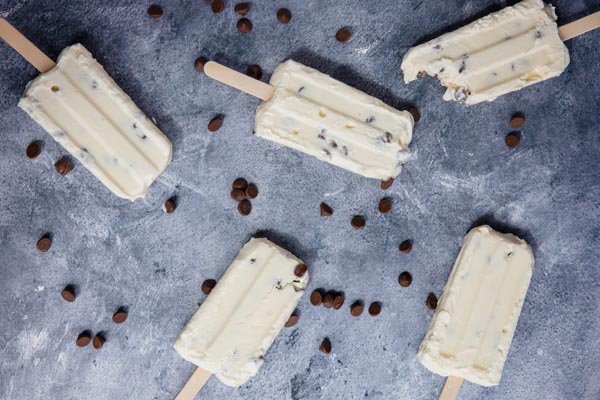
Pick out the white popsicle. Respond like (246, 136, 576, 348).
(419, 225, 534, 391)
(174, 238, 308, 388)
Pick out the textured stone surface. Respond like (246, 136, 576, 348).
(0, 1, 599, 399)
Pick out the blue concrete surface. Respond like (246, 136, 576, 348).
(0, 1, 599, 399)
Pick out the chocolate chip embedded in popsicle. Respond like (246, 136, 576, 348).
(294, 263, 308, 278)
(26, 141, 42, 159)
(201, 279, 217, 295)
(319, 338, 332, 354)
(112, 308, 128, 324)
(398, 271, 413, 287)
(76, 331, 92, 347)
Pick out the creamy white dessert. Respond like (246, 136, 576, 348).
(174, 238, 308, 387)
(19, 44, 172, 200)
(255, 60, 413, 180)
(418, 225, 534, 386)
(401, 0, 570, 105)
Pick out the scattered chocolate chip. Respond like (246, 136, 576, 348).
(147, 4, 164, 19)
(238, 199, 252, 216)
(408, 107, 421, 123)
(332, 294, 345, 310)
(378, 198, 392, 214)
(36, 235, 52, 252)
(351, 215, 366, 229)
(426, 293, 438, 310)
(320, 202, 333, 217)
(237, 18, 252, 33)
(323, 292, 334, 308)
(505, 133, 520, 149)
(284, 312, 299, 328)
(310, 290, 323, 306)
(319, 338, 331, 354)
(76, 331, 92, 347)
(26, 141, 42, 159)
(194, 56, 208, 73)
(246, 64, 262, 80)
(350, 301, 364, 317)
(510, 114, 525, 129)
(201, 279, 217, 295)
(92, 334, 105, 350)
(398, 271, 412, 287)
(368, 302, 382, 317)
(208, 115, 223, 132)
(417, 71, 428, 78)
(399, 240, 412, 254)
(54, 157, 73, 176)
(245, 183, 258, 199)
(61, 286, 76, 302)
(336, 27, 351, 42)
(232, 177, 248, 190)
(234, 2, 250, 16)
(112, 308, 128, 324)
(294, 263, 308, 278)
(164, 198, 177, 213)
(231, 188, 246, 201)
(211, 0, 224, 13)
(277, 8, 292, 24)
(381, 178, 394, 190)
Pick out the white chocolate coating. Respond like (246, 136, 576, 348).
(255, 60, 413, 180)
(401, 0, 569, 105)
(19, 44, 172, 200)
(418, 226, 534, 386)
(174, 238, 308, 387)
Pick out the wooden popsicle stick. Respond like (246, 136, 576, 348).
(175, 367, 212, 400)
(439, 376, 464, 400)
(0, 17, 55, 73)
(559, 11, 600, 41)
(204, 61, 275, 101)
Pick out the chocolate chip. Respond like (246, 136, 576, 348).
(36, 235, 52, 252)
(381, 178, 394, 190)
(319, 338, 331, 354)
(61, 286, 76, 302)
(417, 71, 428, 78)
(76, 331, 92, 347)
(510, 114, 525, 129)
(398, 271, 412, 287)
(408, 107, 421, 123)
(294, 263, 308, 278)
(336, 27, 351, 42)
(92, 334, 105, 350)
(194, 56, 208, 73)
(26, 141, 42, 159)
(234, 2, 250, 16)
(350, 301, 364, 317)
(426, 293, 438, 310)
(320, 202, 333, 217)
(208, 115, 223, 132)
(112, 308, 127, 324)
(164, 198, 176, 213)
(277, 8, 292, 24)
(246, 64, 262, 80)
(368, 302, 382, 317)
(147, 4, 164, 19)
(231, 188, 246, 201)
(232, 177, 248, 190)
(310, 290, 323, 306)
(505, 133, 520, 149)
(237, 18, 252, 33)
(284, 312, 299, 328)
(323, 292, 334, 308)
(201, 279, 217, 295)
(211, 0, 224, 13)
(245, 183, 258, 199)
(351, 215, 366, 229)
(378, 198, 392, 214)
(54, 157, 73, 176)
(332, 294, 345, 310)
(399, 240, 412, 254)
(238, 199, 252, 216)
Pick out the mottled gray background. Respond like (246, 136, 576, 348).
(0, 0, 599, 399)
